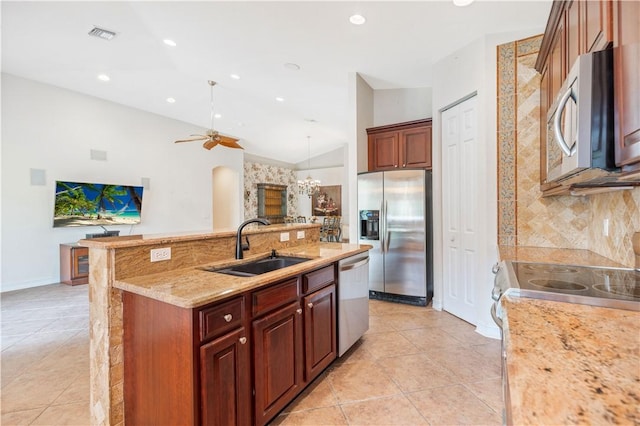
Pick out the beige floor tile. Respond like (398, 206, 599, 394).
(328, 360, 401, 403)
(380, 353, 460, 392)
(282, 374, 337, 413)
(1, 369, 76, 413)
(341, 394, 428, 425)
(374, 312, 437, 331)
(365, 315, 397, 334)
(332, 340, 375, 365)
(0, 408, 43, 425)
(54, 375, 90, 405)
(270, 406, 348, 425)
(445, 325, 497, 346)
(471, 340, 502, 359)
(401, 326, 466, 349)
(422, 345, 501, 383)
(408, 384, 501, 426)
(464, 378, 504, 414)
(29, 401, 90, 426)
(359, 331, 420, 359)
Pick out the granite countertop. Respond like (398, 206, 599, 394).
(498, 245, 639, 425)
(501, 296, 640, 425)
(113, 242, 370, 308)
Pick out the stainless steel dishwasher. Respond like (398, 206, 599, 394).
(338, 252, 370, 356)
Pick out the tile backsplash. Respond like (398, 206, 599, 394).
(497, 36, 640, 267)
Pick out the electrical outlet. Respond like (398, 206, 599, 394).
(280, 232, 290, 242)
(297, 230, 305, 240)
(603, 218, 609, 237)
(150, 247, 171, 262)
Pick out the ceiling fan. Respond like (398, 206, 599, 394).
(174, 80, 243, 150)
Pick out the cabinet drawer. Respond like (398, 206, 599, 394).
(252, 278, 299, 317)
(200, 297, 245, 342)
(303, 265, 335, 294)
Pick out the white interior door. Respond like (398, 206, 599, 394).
(441, 96, 479, 325)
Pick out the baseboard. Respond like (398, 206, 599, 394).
(1, 277, 59, 293)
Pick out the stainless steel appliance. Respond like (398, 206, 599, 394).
(357, 169, 433, 306)
(491, 261, 640, 320)
(546, 49, 616, 183)
(338, 252, 370, 356)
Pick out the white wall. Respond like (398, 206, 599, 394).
(431, 29, 543, 338)
(373, 88, 433, 126)
(1, 74, 244, 291)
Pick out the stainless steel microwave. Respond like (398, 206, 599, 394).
(545, 49, 616, 183)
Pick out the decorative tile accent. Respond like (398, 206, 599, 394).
(516, 35, 543, 57)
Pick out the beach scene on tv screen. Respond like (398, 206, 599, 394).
(54, 181, 143, 227)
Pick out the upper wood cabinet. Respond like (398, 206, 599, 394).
(613, 0, 640, 170)
(367, 119, 432, 171)
(257, 183, 287, 224)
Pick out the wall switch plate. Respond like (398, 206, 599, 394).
(280, 232, 290, 242)
(297, 230, 305, 239)
(603, 218, 609, 237)
(150, 247, 171, 262)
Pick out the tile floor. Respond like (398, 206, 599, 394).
(1, 284, 503, 425)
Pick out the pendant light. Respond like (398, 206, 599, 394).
(297, 136, 321, 198)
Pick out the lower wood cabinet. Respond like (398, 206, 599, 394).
(122, 263, 337, 426)
(200, 327, 251, 426)
(252, 301, 304, 426)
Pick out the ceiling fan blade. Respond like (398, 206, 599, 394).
(202, 139, 219, 150)
(175, 136, 207, 143)
(217, 135, 244, 150)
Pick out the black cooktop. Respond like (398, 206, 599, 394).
(508, 262, 639, 311)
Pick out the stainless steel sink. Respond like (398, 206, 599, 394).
(201, 256, 310, 277)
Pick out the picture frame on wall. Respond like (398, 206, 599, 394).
(312, 185, 341, 216)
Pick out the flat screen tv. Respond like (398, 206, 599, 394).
(54, 180, 144, 228)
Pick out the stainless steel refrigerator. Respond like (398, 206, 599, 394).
(357, 169, 433, 306)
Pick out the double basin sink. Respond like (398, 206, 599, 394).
(201, 255, 310, 277)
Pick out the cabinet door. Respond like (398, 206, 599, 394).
(303, 284, 336, 383)
(613, 0, 640, 169)
(584, 0, 612, 52)
(401, 125, 432, 169)
(549, 17, 567, 101)
(368, 131, 399, 171)
(566, 0, 580, 68)
(253, 301, 303, 426)
(200, 328, 251, 426)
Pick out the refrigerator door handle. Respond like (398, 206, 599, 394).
(380, 200, 385, 253)
(384, 200, 391, 253)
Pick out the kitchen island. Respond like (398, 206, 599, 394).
(79, 224, 371, 425)
(498, 246, 640, 425)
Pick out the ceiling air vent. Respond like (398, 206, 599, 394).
(88, 27, 116, 41)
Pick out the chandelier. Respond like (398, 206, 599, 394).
(298, 136, 321, 198)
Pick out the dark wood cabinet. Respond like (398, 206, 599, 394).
(200, 328, 251, 426)
(613, 0, 640, 170)
(252, 301, 303, 426)
(257, 183, 287, 224)
(123, 263, 338, 426)
(367, 119, 432, 171)
(59, 243, 89, 285)
(303, 284, 336, 382)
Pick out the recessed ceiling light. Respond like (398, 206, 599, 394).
(166, 97, 176, 103)
(97, 74, 110, 82)
(453, 0, 475, 6)
(214, 113, 222, 119)
(349, 14, 366, 25)
(284, 63, 300, 71)
(230, 74, 240, 80)
(275, 97, 284, 102)
(163, 39, 177, 47)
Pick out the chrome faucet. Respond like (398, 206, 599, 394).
(236, 218, 271, 259)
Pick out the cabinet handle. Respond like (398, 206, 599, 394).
(296, 308, 303, 314)
(239, 337, 247, 345)
(223, 314, 233, 322)
(307, 302, 313, 308)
